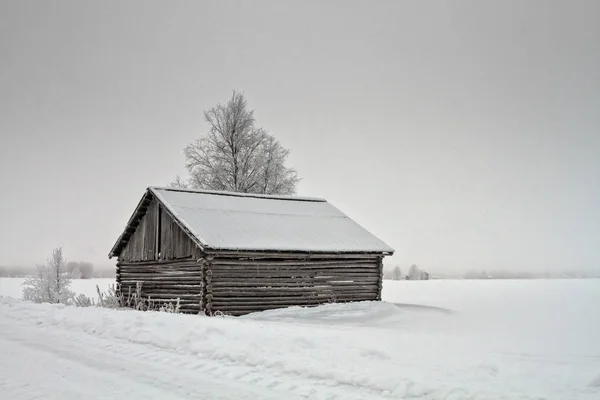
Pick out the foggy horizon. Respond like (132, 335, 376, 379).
(1, 1, 598, 275)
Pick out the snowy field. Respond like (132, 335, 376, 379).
(1, 278, 599, 399)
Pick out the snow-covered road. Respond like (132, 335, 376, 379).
(2, 279, 600, 399)
(0, 303, 371, 399)
(1, 325, 287, 400)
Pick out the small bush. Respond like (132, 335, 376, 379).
(158, 298, 181, 313)
(22, 247, 74, 305)
(74, 293, 94, 307)
(73, 282, 181, 314)
(96, 284, 122, 309)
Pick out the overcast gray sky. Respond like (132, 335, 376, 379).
(1, 0, 598, 274)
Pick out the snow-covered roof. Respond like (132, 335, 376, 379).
(111, 187, 394, 256)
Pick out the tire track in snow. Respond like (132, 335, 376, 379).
(0, 319, 390, 400)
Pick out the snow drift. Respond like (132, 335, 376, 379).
(1, 279, 599, 399)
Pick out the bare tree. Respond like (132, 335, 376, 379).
(67, 261, 95, 279)
(408, 264, 421, 280)
(169, 175, 189, 189)
(392, 265, 402, 280)
(175, 91, 300, 195)
(22, 247, 74, 304)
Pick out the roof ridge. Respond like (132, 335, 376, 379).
(149, 186, 326, 202)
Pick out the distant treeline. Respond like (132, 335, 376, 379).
(0, 263, 115, 279)
(383, 266, 600, 280)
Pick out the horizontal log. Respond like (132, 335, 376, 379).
(120, 282, 202, 288)
(210, 278, 379, 286)
(118, 277, 201, 282)
(119, 272, 202, 277)
(211, 259, 378, 266)
(118, 276, 201, 282)
(118, 270, 200, 274)
(210, 264, 378, 270)
(127, 297, 201, 303)
(118, 262, 201, 268)
(120, 292, 200, 298)
(122, 292, 202, 298)
(212, 299, 327, 307)
(119, 267, 203, 273)
(212, 303, 326, 312)
(208, 273, 379, 281)
(212, 299, 374, 309)
(210, 286, 378, 294)
(155, 300, 200, 305)
(118, 271, 200, 276)
(210, 282, 326, 288)
(210, 294, 335, 302)
(118, 278, 200, 282)
(209, 269, 378, 277)
(210, 294, 377, 302)
(120, 283, 202, 289)
(120, 288, 201, 294)
(209, 251, 385, 260)
(131, 288, 200, 296)
(208, 275, 377, 282)
(119, 283, 201, 288)
(117, 258, 197, 266)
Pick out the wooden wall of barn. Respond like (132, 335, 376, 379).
(117, 259, 203, 314)
(158, 205, 197, 260)
(117, 197, 204, 313)
(202, 255, 383, 316)
(119, 198, 198, 263)
(119, 198, 158, 262)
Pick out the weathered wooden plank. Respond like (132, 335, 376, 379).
(120, 199, 159, 263)
(206, 273, 379, 284)
(210, 267, 378, 273)
(212, 304, 327, 312)
(209, 271, 379, 279)
(122, 289, 201, 296)
(117, 272, 201, 278)
(211, 252, 385, 260)
(118, 269, 200, 274)
(160, 206, 197, 260)
(119, 275, 201, 285)
(210, 294, 334, 302)
(210, 276, 380, 284)
(212, 298, 373, 308)
(117, 258, 197, 267)
(211, 259, 379, 266)
(212, 299, 327, 307)
(120, 281, 203, 287)
(120, 283, 200, 288)
(138, 293, 201, 299)
(117, 265, 201, 272)
(211, 264, 378, 269)
(210, 287, 378, 294)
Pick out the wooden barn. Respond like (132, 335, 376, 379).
(109, 187, 394, 316)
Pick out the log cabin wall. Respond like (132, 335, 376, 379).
(204, 255, 382, 316)
(117, 258, 203, 314)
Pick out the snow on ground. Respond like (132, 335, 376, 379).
(1, 278, 600, 399)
